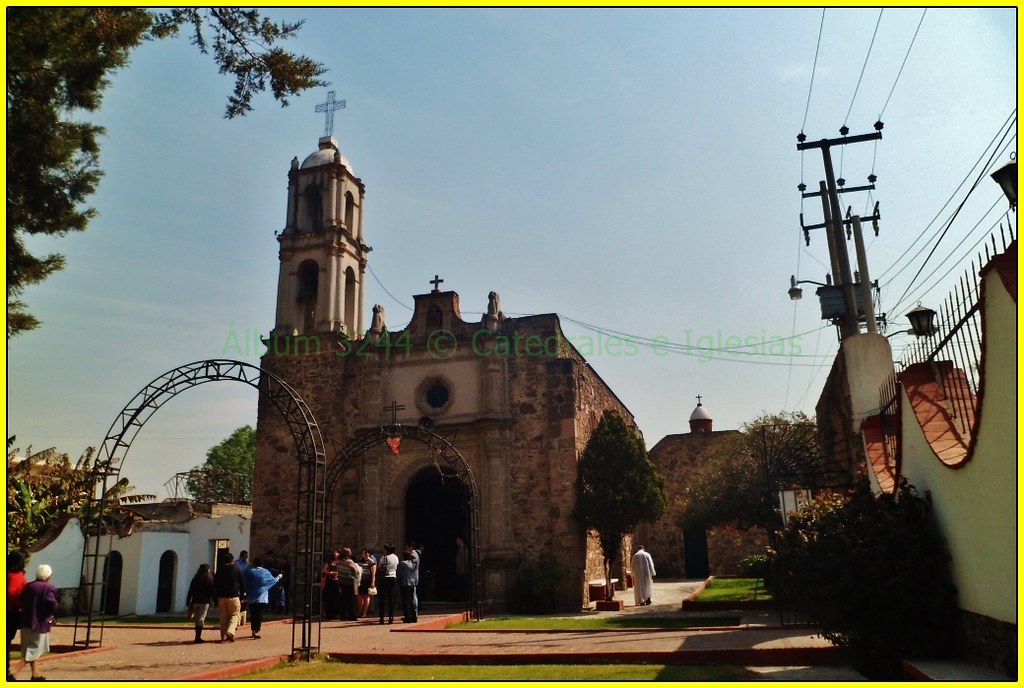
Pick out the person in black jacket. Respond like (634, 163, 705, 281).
(185, 564, 215, 643)
(213, 552, 246, 642)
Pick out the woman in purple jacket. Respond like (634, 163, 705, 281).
(10, 564, 59, 681)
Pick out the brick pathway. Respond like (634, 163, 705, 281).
(18, 580, 864, 681)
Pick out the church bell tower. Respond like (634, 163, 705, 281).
(272, 122, 370, 338)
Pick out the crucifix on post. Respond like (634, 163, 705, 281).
(430, 275, 444, 293)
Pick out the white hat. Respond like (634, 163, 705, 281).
(36, 564, 52, 581)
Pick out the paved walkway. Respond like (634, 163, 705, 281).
(21, 580, 865, 681)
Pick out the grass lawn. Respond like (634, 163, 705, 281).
(693, 577, 772, 603)
(240, 659, 760, 681)
(451, 615, 740, 631)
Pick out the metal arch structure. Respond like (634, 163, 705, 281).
(324, 424, 483, 621)
(72, 359, 326, 659)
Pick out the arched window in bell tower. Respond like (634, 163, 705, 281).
(297, 260, 319, 333)
(344, 267, 357, 336)
(303, 183, 323, 232)
(344, 191, 356, 235)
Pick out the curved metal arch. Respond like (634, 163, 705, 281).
(72, 359, 326, 659)
(324, 424, 483, 620)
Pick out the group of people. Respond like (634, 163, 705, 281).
(7, 551, 59, 681)
(184, 549, 285, 643)
(321, 542, 422, 625)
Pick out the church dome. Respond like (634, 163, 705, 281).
(301, 136, 354, 173)
(689, 399, 713, 433)
(689, 403, 712, 421)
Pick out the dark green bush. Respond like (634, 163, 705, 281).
(771, 478, 958, 679)
(740, 554, 771, 579)
(510, 556, 567, 614)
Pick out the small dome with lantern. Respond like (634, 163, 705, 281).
(689, 397, 713, 433)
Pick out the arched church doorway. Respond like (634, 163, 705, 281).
(404, 466, 470, 604)
(156, 550, 176, 613)
(324, 424, 481, 618)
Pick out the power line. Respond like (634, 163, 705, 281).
(843, 8, 884, 128)
(877, 110, 1016, 284)
(886, 118, 1016, 314)
(893, 204, 1009, 317)
(367, 265, 414, 311)
(877, 8, 927, 120)
(557, 314, 835, 366)
(800, 8, 827, 136)
(792, 337, 836, 410)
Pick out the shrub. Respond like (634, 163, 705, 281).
(510, 556, 567, 614)
(740, 554, 771, 579)
(771, 478, 958, 679)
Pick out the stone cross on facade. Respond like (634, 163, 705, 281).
(430, 275, 444, 293)
(315, 91, 346, 138)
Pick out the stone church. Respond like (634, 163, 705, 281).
(250, 135, 636, 610)
(640, 401, 767, 579)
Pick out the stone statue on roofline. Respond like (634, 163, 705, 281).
(482, 291, 505, 332)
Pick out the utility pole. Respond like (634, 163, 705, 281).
(850, 213, 879, 334)
(798, 125, 883, 339)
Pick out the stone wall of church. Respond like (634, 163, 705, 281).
(252, 333, 358, 559)
(641, 430, 768, 579)
(502, 317, 636, 611)
(570, 354, 639, 600)
(705, 525, 769, 575)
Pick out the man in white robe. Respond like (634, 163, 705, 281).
(631, 545, 656, 606)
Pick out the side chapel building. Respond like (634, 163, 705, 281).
(641, 401, 767, 579)
(251, 135, 635, 610)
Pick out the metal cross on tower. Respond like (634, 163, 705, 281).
(695, 394, 703, 404)
(315, 91, 346, 138)
(430, 275, 444, 293)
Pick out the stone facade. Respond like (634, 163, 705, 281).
(252, 289, 635, 611)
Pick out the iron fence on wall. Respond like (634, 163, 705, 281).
(884, 223, 1015, 446)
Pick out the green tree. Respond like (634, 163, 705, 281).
(6, 8, 327, 337)
(186, 425, 256, 504)
(674, 411, 825, 533)
(6, 437, 153, 551)
(771, 478, 958, 679)
(575, 412, 667, 601)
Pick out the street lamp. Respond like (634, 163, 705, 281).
(788, 274, 832, 301)
(789, 274, 875, 325)
(905, 304, 937, 338)
(990, 159, 1017, 210)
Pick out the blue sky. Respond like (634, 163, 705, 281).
(7, 7, 1017, 498)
